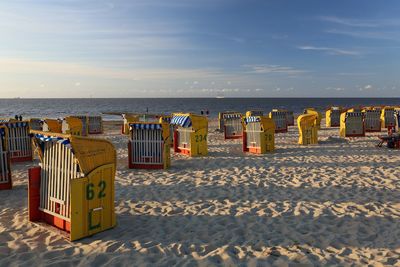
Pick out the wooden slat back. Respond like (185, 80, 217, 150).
(40, 141, 80, 220)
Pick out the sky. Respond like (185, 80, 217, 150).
(0, 0, 399, 98)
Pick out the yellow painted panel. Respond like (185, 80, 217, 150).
(86, 163, 116, 236)
(70, 177, 88, 241)
(304, 108, 322, 129)
(259, 116, 275, 131)
(260, 116, 275, 153)
(44, 119, 62, 133)
(381, 107, 395, 128)
(70, 163, 116, 241)
(243, 116, 275, 153)
(164, 142, 171, 168)
(63, 117, 83, 136)
(325, 110, 331, 128)
(264, 131, 275, 152)
(190, 128, 208, 156)
(70, 136, 116, 175)
(123, 114, 139, 135)
(298, 114, 318, 145)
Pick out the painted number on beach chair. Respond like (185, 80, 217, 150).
(86, 180, 107, 231)
(195, 134, 207, 142)
(86, 180, 107, 200)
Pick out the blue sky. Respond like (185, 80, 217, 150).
(0, 0, 399, 97)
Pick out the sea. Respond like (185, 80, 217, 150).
(0, 98, 399, 120)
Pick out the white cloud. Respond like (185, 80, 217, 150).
(325, 29, 399, 41)
(318, 16, 379, 28)
(318, 16, 400, 28)
(243, 64, 309, 75)
(298, 46, 360, 56)
(337, 72, 373, 76)
(359, 84, 373, 91)
(325, 87, 345, 91)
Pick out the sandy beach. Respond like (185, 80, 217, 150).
(0, 118, 399, 266)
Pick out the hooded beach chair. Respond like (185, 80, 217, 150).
(28, 130, 116, 241)
(282, 110, 295, 126)
(267, 109, 295, 127)
(325, 107, 341, 127)
(297, 114, 318, 145)
(0, 126, 12, 190)
(242, 115, 275, 154)
(340, 111, 365, 137)
(381, 107, 395, 129)
(269, 110, 288, 133)
(88, 116, 103, 134)
(171, 113, 208, 157)
(128, 121, 171, 169)
(0, 120, 33, 163)
(29, 118, 43, 131)
(219, 111, 243, 139)
(395, 110, 400, 133)
(363, 108, 381, 132)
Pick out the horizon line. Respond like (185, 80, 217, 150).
(1, 97, 400, 100)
